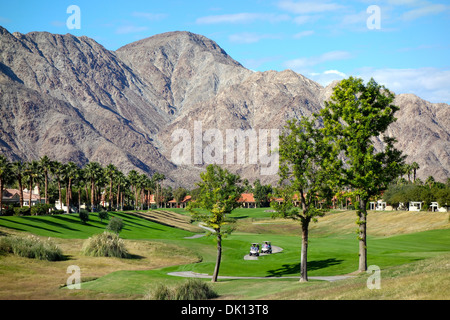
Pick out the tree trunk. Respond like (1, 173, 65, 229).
(358, 198, 368, 272)
(44, 171, 48, 205)
(300, 217, 310, 282)
(91, 180, 94, 213)
(29, 180, 33, 211)
(0, 180, 3, 215)
(18, 178, 23, 208)
(212, 232, 222, 283)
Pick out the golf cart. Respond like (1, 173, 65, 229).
(249, 243, 260, 256)
(261, 241, 272, 254)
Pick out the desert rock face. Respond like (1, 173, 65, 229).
(0, 26, 448, 187)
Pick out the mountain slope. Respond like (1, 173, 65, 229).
(0, 26, 448, 186)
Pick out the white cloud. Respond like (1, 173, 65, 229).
(132, 12, 168, 21)
(308, 69, 347, 86)
(292, 15, 321, 24)
(355, 67, 450, 103)
(278, 0, 343, 14)
(115, 25, 149, 34)
(229, 32, 281, 44)
(284, 51, 351, 70)
(402, 4, 448, 20)
(196, 13, 290, 24)
(293, 30, 314, 38)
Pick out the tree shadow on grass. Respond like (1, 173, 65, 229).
(266, 258, 344, 277)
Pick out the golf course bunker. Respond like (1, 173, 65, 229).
(244, 245, 283, 260)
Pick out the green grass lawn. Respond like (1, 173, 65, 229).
(0, 208, 449, 299)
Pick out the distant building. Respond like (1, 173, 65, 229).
(238, 193, 256, 208)
(1, 188, 44, 208)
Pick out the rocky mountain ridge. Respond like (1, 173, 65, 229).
(0, 26, 448, 186)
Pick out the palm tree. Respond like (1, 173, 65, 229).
(425, 176, 435, 189)
(127, 170, 140, 210)
(51, 161, 65, 211)
(411, 162, 420, 182)
(24, 160, 40, 210)
(152, 172, 165, 208)
(0, 155, 12, 215)
(64, 162, 79, 213)
(73, 167, 86, 213)
(105, 164, 118, 211)
(12, 161, 26, 207)
(404, 164, 412, 183)
(84, 162, 103, 212)
(144, 175, 155, 210)
(40, 155, 52, 205)
(115, 171, 127, 211)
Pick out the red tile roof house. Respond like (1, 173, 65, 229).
(238, 193, 256, 208)
(167, 195, 192, 208)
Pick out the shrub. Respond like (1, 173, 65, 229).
(106, 216, 124, 234)
(0, 235, 64, 261)
(31, 203, 53, 216)
(14, 206, 30, 216)
(98, 210, 109, 222)
(2, 207, 14, 216)
(79, 209, 89, 224)
(146, 279, 218, 300)
(81, 232, 129, 258)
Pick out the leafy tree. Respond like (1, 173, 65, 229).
(106, 216, 124, 234)
(253, 179, 272, 207)
(0, 155, 12, 215)
(320, 77, 405, 272)
(79, 209, 89, 224)
(174, 187, 188, 205)
(271, 116, 338, 281)
(187, 164, 242, 283)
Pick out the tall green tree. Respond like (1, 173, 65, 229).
(50, 161, 65, 211)
(127, 170, 140, 210)
(320, 76, 405, 272)
(152, 172, 165, 208)
(105, 164, 118, 211)
(271, 116, 338, 282)
(84, 162, 103, 212)
(187, 164, 242, 283)
(0, 155, 12, 215)
(253, 179, 272, 208)
(39, 155, 52, 205)
(411, 162, 420, 182)
(64, 162, 79, 213)
(12, 161, 26, 208)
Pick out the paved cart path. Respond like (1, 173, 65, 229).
(167, 271, 354, 282)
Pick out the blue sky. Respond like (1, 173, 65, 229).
(0, 0, 449, 103)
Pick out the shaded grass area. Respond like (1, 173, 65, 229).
(0, 211, 196, 240)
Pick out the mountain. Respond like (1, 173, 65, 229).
(0, 26, 448, 186)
